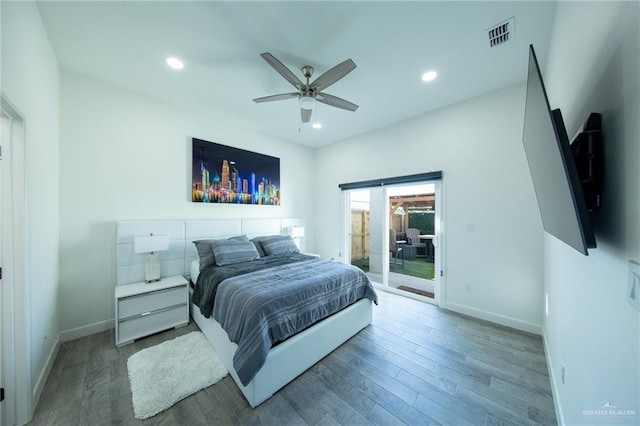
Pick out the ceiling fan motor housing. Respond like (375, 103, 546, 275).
(302, 65, 314, 79)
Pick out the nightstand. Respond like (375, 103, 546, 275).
(115, 275, 189, 347)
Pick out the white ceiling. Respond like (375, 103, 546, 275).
(37, 1, 556, 148)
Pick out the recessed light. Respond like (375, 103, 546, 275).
(312, 122, 322, 129)
(166, 57, 184, 70)
(422, 70, 437, 82)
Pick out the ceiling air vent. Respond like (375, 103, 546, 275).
(487, 17, 515, 48)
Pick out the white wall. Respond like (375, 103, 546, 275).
(315, 83, 544, 333)
(1, 0, 60, 420)
(543, 2, 639, 424)
(58, 71, 315, 337)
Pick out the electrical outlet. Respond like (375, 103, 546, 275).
(561, 364, 565, 384)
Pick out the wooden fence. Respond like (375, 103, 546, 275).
(350, 209, 370, 261)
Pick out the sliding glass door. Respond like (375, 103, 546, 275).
(345, 187, 385, 282)
(348, 189, 371, 275)
(343, 178, 442, 305)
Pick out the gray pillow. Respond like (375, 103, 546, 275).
(211, 238, 260, 266)
(193, 239, 217, 271)
(260, 235, 300, 256)
(193, 235, 248, 270)
(250, 236, 274, 257)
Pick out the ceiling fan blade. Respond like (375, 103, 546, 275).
(316, 92, 359, 112)
(253, 93, 299, 103)
(301, 108, 312, 123)
(260, 52, 304, 90)
(310, 58, 356, 92)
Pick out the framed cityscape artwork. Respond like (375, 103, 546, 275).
(191, 138, 280, 205)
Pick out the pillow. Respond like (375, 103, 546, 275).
(193, 239, 217, 271)
(193, 235, 248, 271)
(211, 238, 260, 266)
(250, 236, 274, 257)
(260, 235, 300, 256)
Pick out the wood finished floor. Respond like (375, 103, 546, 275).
(29, 291, 557, 425)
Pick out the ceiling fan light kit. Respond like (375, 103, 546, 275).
(253, 52, 358, 124)
(299, 95, 315, 111)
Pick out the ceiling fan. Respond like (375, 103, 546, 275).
(253, 52, 359, 123)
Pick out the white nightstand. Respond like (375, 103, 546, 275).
(115, 275, 189, 347)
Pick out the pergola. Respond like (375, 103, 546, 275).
(389, 194, 435, 233)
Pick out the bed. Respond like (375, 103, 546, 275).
(116, 218, 377, 408)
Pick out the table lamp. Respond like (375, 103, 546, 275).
(133, 233, 169, 283)
(291, 226, 305, 250)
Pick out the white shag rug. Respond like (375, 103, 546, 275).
(127, 331, 228, 420)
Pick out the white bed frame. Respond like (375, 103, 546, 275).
(191, 292, 372, 407)
(116, 218, 374, 407)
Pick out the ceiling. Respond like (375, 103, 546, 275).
(37, 1, 556, 148)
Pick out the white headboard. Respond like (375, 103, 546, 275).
(116, 218, 304, 285)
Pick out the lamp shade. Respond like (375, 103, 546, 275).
(133, 234, 169, 254)
(291, 226, 305, 238)
(394, 207, 406, 216)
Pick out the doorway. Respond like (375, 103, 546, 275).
(387, 183, 437, 299)
(343, 176, 443, 305)
(1, 97, 28, 426)
(1, 106, 13, 426)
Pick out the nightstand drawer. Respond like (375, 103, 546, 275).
(118, 286, 186, 319)
(115, 275, 189, 347)
(118, 304, 187, 344)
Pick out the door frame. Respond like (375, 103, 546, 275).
(434, 179, 445, 307)
(341, 178, 445, 308)
(1, 96, 30, 426)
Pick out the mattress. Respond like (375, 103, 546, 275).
(190, 259, 200, 284)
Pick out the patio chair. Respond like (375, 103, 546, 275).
(389, 229, 404, 269)
(405, 228, 427, 256)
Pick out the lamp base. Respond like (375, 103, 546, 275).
(145, 252, 161, 283)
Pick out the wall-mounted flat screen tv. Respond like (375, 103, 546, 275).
(522, 45, 602, 255)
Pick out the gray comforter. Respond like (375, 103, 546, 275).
(192, 254, 377, 386)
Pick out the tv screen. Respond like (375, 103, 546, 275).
(522, 45, 596, 255)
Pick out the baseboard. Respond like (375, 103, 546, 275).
(443, 301, 542, 335)
(32, 337, 60, 412)
(59, 318, 114, 342)
(542, 331, 565, 425)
